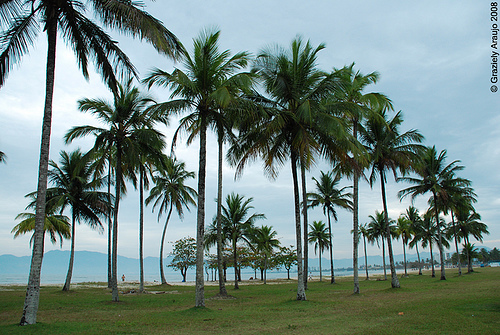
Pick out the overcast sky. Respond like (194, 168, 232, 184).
(0, 1, 498, 263)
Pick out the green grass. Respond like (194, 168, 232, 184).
(1, 268, 499, 334)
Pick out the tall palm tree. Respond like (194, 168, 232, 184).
(404, 206, 423, 275)
(329, 63, 392, 293)
(253, 225, 280, 284)
(12, 193, 70, 248)
(361, 109, 424, 288)
(48, 149, 109, 292)
(0, 1, 181, 324)
(133, 131, 166, 293)
(399, 146, 470, 280)
(396, 215, 412, 277)
(367, 211, 396, 280)
(308, 220, 330, 282)
(229, 37, 349, 300)
(308, 170, 352, 283)
(65, 79, 165, 302)
(145, 29, 252, 306)
(453, 208, 488, 273)
(0, 150, 6, 163)
(146, 155, 197, 285)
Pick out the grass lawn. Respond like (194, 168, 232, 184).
(1, 267, 499, 334)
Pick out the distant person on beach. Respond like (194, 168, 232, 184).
(121, 274, 125, 282)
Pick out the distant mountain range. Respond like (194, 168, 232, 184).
(0, 249, 437, 277)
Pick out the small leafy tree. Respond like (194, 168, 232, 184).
(276, 246, 298, 280)
(169, 237, 196, 282)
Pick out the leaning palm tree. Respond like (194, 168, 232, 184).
(12, 193, 70, 249)
(253, 225, 280, 284)
(0, 1, 181, 324)
(399, 146, 470, 280)
(146, 155, 197, 285)
(329, 63, 392, 293)
(361, 109, 424, 288)
(308, 220, 330, 282)
(229, 37, 350, 301)
(65, 79, 165, 302)
(144, 28, 252, 306)
(308, 170, 352, 283)
(48, 149, 110, 292)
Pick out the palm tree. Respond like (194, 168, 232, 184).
(418, 209, 450, 277)
(329, 63, 392, 293)
(253, 225, 280, 284)
(442, 183, 477, 276)
(146, 155, 197, 285)
(404, 206, 424, 275)
(454, 208, 489, 273)
(367, 211, 396, 280)
(1, 1, 181, 324)
(308, 221, 330, 282)
(461, 242, 481, 273)
(207, 193, 265, 289)
(48, 149, 110, 292)
(359, 223, 371, 280)
(308, 170, 352, 283)
(396, 215, 412, 277)
(12, 194, 70, 248)
(361, 108, 424, 288)
(65, 79, 165, 302)
(145, 29, 252, 306)
(399, 146, 470, 280)
(0, 150, 6, 163)
(133, 130, 166, 293)
(229, 37, 349, 300)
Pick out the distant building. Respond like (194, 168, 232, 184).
(489, 262, 500, 267)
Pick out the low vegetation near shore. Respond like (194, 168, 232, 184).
(1, 267, 499, 334)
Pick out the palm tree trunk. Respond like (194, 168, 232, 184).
(380, 171, 400, 288)
(301, 163, 308, 290)
(382, 237, 387, 280)
(107, 162, 112, 288)
(433, 192, 446, 280)
(62, 213, 76, 291)
(319, 250, 322, 282)
(363, 234, 369, 280)
(430, 241, 435, 277)
(264, 254, 268, 284)
(451, 212, 461, 276)
(327, 211, 335, 284)
(195, 116, 207, 307)
(291, 154, 306, 300)
(352, 121, 360, 293)
(415, 244, 422, 275)
(216, 135, 228, 296)
(20, 19, 57, 326)
(159, 205, 173, 284)
(233, 237, 239, 289)
(403, 239, 408, 277)
(111, 143, 122, 302)
(139, 169, 144, 293)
